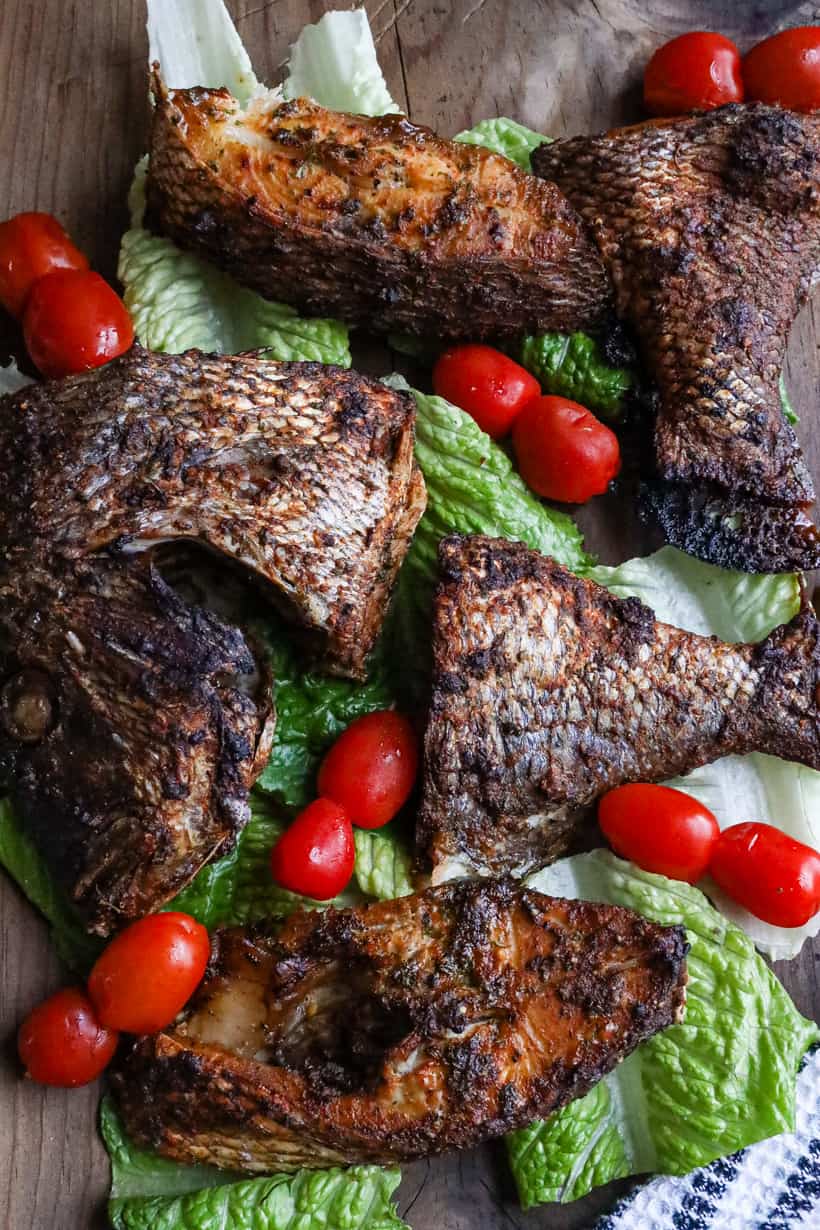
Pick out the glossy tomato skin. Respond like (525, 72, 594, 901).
(744, 27, 820, 112)
(512, 395, 620, 503)
(270, 798, 355, 900)
(432, 345, 541, 439)
(709, 822, 820, 927)
(18, 987, 118, 1087)
(598, 783, 720, 883)
(318, 710, 419, 829)
(23, 269, 134, 379)
(644, 32, 743, 116)
(0, 212, 88, 317)
(88, 912, 210, 1034)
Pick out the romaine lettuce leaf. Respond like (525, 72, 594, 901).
(454, 116, 546, 170)
(518, 331, 633, 420)
(354, 827, 414, 900)
(102, 1099, 408, 1230)
(510, 851, 819, 1209)
(284, 9, 399, 116)
(586, 548, 819, 959)
(147, 0, 258, 102)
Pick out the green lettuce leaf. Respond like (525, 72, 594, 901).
(518, 332, 633, 420)
(586, 547, 819, 959)
(454, 116, 547, 170)
(102, 1099, 408, 1230)
(510, 850, 819, 1209)
(354, 827, 414, 900)
(284, 9, 399, 117)
(780, 372, 799, 424)
(119, 163, 350, 364)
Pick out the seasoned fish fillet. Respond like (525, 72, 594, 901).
(533, 105, 820, 573)
(112, 879, 687, 1168)
(419, 536, 820, 878)
(146, 78, 611, 340)
(0, 347, 424, 932)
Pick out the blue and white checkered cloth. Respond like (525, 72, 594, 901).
(594, 1048, 820, 1230)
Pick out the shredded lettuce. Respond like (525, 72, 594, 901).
(285, 9, 399, 116)
(586, 548, 819, 959)
(102, 1099, 408, 1230)
(454, 116, 546, 170)
(509, 851, 819, 1208)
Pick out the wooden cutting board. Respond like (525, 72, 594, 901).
(1, 2, 818, 1227)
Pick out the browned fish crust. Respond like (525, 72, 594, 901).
(112, 879, 688, 1169)
(418, 535, 820, 878)
(0, 347, 424, 932)
(533, 105, 820, 572)
(146, 77, 611, 341)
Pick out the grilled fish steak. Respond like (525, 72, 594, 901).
(0, 347, 424, 932)
(146, 79, 611, 340)
(419, 536, 820, 878)
(533, 105, 820, 572)
(112, 879, 687, 1169)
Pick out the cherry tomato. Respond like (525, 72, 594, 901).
(318, 710, 418, 830)
(709, 822, 820, 927)
(18, 987, 118, 1087)
(87, 911, 210, 1034)
(432, 344, 541, 439)
(511, 394, 620, 503)
(270, 798, 355, 900)
(744, 27, 820, 113)
(644, 32, 743, 116)
(0, 212, 88, 318)
(23, 269, 134, 379)
(598, 784, 720, 883)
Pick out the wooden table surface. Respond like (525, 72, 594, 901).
(2, 1, 819, 1227)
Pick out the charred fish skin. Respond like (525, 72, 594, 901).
(0, 345, 425, 679)
(533, 105, 820, 572)
(0, 347, 424, 932)
(112, 878, 688, 1170)
(418, 535, 820, 879)
(0, 556, 275, 935)
(146, 76, 612, 341)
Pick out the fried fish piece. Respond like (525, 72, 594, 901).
(0, 555, 274, 934)
(146, 78, 611, 341)
(533, 105, 820, 573)
(1, 346, 425, 678)
(0, 347, 424, 932)
(112, 878, 687, 1169)
(418, 536, 820, 879)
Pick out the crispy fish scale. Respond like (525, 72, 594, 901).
(112, 879, 687, 1169)
(0, 555, 274, 935)
(418, 535, 820, 879)
(146, 77, 611, 341)
(0, 345, 425, 679)
(533, 105, 820, 570)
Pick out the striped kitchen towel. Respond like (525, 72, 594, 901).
(594, 1047, 820, 1230)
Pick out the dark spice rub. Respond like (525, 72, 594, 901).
(112, 878, 687, 1168)
(0, 346, 425, 932)
(533, 105, 820, 572)
(419, 535, 820, 879)
(146, 78, 611, 341)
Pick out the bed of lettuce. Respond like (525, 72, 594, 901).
(0, 3, 818, 1227)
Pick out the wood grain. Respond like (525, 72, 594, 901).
(1, 2, 819, 1227)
